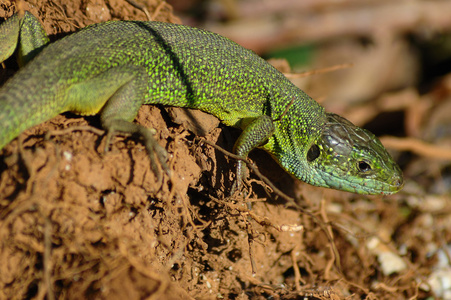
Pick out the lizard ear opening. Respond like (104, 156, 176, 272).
(307, 144, 320, 162)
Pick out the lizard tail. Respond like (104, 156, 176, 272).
(0, 91, 61, 150)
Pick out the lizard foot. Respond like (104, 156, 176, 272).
(103, 119, 170, 181)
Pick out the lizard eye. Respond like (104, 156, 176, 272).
(358, 161, 372, 173)
(307, 144, 320, 162)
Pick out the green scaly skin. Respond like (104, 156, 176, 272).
(0, 12, 404, 195)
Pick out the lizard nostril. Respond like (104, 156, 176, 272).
(393, 177, 403, 188)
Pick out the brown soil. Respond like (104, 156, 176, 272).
(0, 1, 449, 299)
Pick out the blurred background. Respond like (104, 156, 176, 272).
(168, 0, 451, 196)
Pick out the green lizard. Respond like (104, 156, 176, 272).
(0, 11, 403, 195)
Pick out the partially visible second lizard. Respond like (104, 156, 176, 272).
(0, 11, 404, 195)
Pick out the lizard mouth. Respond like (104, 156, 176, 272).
(353, 172, 404, 195)
(314, 168, 405, 195)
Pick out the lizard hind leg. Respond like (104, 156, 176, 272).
(67, 64, 169, 179)
(98, 67, 170, 180)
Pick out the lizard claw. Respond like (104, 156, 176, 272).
(148, 138, 170, 181)
(102, 119, 170, 181)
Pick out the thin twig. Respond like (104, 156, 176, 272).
(380, 136, 451, 161)
(291, 246, 302, 292)
(45, 125, 105, 139)
(246, 221, 257, 274)
(125, 0, 152, 21)
(43, 218, 55, 300)
(284, 63, 353, 79)
(210, 195, 304, 232)
(151, 1, 166, 21)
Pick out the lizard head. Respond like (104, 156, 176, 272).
(301, 113, 404, 195)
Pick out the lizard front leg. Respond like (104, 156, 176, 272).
(232, 115, 275, 193)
